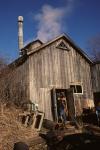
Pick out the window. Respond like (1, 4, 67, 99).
(70, 84, 83, 94)
(57, 41, 69, 50)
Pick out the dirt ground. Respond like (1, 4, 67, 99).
(0, 103, 46, 150)
(1, 102, 100, 150)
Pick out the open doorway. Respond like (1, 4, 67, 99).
(51, 88, 75, 123)
(56, 89, 68, 123)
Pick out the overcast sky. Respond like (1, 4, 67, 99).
(0, 0, 100, 62)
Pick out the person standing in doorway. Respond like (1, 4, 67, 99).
(58, 92, 68, 124)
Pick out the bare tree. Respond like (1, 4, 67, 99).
(0, 55, 28, 108)
(87, 35, 100, 61)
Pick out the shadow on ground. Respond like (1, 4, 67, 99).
(40, 132, 100, 150)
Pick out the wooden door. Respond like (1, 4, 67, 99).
(51, 88, 58, 122)
(93, 92, 100, 107)
(66, 88, 76, 121)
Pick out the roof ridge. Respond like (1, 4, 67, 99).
(27, 34, 93, 64)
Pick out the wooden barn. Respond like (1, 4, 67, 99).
(1, 16, 100, 123)
(0, 33, 96, 122)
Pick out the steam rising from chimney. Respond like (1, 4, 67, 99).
(18, 16, 23, 55)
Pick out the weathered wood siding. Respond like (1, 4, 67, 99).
(0, 37, 94, 120)
(91, 63, 100, 93)
(29, 38, 94, 120)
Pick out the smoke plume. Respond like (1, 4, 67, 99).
(34, 0, 75, 42)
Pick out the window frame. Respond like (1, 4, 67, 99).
(70, 83, 83, 95)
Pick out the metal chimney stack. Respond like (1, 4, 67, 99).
(18, 16, 24, 55)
